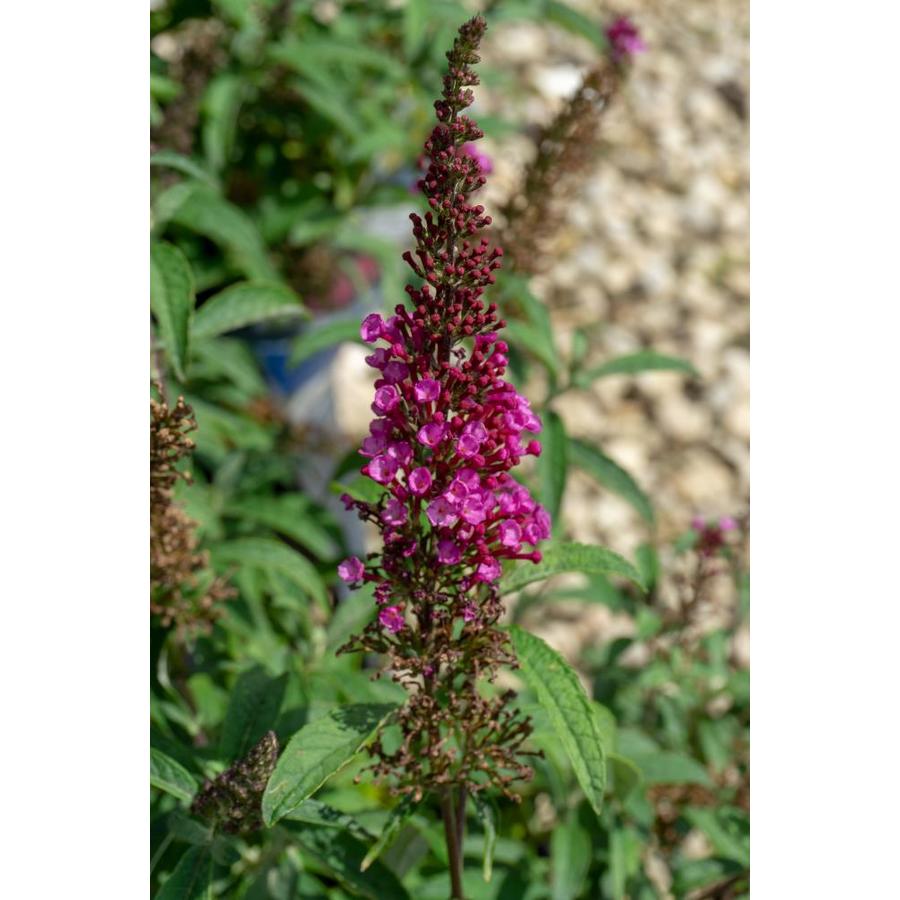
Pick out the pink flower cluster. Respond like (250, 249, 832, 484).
(336, 37, 550, 635)
(605, 15, 646, 62)
(340, 314, 549, 632)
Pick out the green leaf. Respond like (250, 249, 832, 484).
(193, 281, 306, 340)
(150, 151, 219, 188)
(569, 438, 654, 524)
(609, 827, 642, 900)
(608, 753, 643, 800)
(210, 537, 328, 612)
(473, 793, 497, 883)
(634, 543, 660, 591)
(219, 666, 288, 762)
(361, 795, 419, 871)
(501, 541, 646, 595)
(150, 73, 181, 102)
(504, 319, 560, 379)
(629, 751, 713, 787)
(156, 845, 213, 900)
(683, 808, 750, 867)
(283, 824, 411, 900)
(551, 814, 591, 900)
(538, 410, 568, 526)
(224, 495, 339, 560)
(166, 184, 280, 282)
(151, 747, 198, 803)
(403, 0, 428, 58)
(545, 0, 607, 52)
(288, 317, 364, 367)
(262, 704, 397, 825)
(202, 74, 243, 174)
(150, 241, 194, 380)
(509, 626, 609, 817)
(330, 476, 385, 506)
(284, 799, 374, 843)
(576, 350, 697, 385)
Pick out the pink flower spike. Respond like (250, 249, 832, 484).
(408, 467, 433, 496)
(360, 313, 384, 342)
(338, 556, 365, 583)
(462, 601, 478, 622)
(438, 539, 462, 565)
(414, 379, 441, 402)
(719, 516, 738, 532)
(379, 605, 405, 633)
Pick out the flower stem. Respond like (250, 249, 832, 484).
(441, 789, 466, 898)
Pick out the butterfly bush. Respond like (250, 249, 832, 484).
(338, 15, 547, 802)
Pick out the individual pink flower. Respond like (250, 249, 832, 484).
(408, 467, 433, 496)
(338, 556, 365, 583)
(499, 520, 521, 548)
(379, 605, 406, 633)
(387, 441, 413, 467)
(381, 497, 407, 526)
(367, 455, 398, 485)
(457, 433, 482, 458)
(414, 379, 441, 402)
(719, 516, 738, 532)
(383, 361, 409, 384)
(427, 496, 459, 528)
(373, 385, 401, 414)
(360, 313, 384, 342)
(417, 422, 447, 448)
(438, 539, 462, 565)
(475, 557, 502, 583)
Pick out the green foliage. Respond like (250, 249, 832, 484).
(151, 747, 198, 803)
(150, 241, 195, 380)
(501, 541, 646, 594)
(149, 4, 748, 897)
(262, 704, 398, 826)
(510, 626, 610, 817)
(575, 350, 697, 386)
(569, 438, 654, 524)
(191, 282, 306, 340)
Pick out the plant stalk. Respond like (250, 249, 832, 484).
(441, 789, 466, 899)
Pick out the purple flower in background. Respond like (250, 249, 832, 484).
(691, 514, 741, 557)
(461, 142, 493, 174)
(605, 15, 646, 62)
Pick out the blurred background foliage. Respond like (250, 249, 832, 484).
(150, 1, 749, 897)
